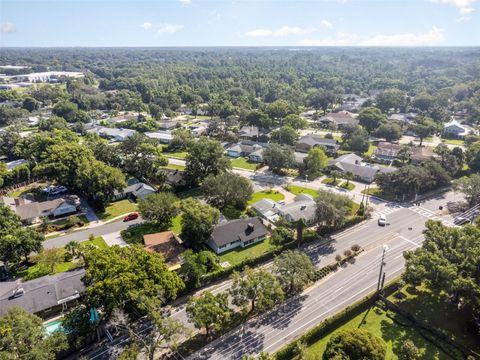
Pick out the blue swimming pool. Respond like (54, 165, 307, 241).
(44, 319, 63, 335)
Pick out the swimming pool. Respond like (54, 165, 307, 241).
(43, 319, 64, 335)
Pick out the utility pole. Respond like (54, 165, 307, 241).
(377, 245, 388, 292)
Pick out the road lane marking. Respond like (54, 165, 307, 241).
(397, 235, 421, 248)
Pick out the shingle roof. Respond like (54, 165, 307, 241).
(298, 135, 337, 148)
(278, 198, 316, 223)
(211, 217, 268, 247)
(0, 268, 85, 316)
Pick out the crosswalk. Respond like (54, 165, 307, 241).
(372, 203, 456, 227)
(407, 205, 456, 227)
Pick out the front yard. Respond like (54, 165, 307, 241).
(285, 185, 318, 197)
(248, 190, 285, 205)
(230, 157, 258, 171)
(97, 199, 138, 221)
(218, 238, 278, 267)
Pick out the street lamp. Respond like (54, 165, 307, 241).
(377, 245, 389, 292)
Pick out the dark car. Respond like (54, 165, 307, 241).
(123, 212, 139, 222)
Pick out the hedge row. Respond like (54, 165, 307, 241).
(274, 281, 398, 360)
(316, 215, 366, 236)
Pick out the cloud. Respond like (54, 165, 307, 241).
(319, 20, 333, 29)
(300, 32, 360, 46)
(360, 27, 445, 46)
(140, 22, 154, 30)
(179, 0, 191, 6)
(430, 0, 477, 14)
(140, 22, 184, 34)
(246, 26, 313, 37)
(0, 22, 16, 35)
(157, 23, 184, 34)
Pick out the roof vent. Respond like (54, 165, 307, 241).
(301, 205, 307, 211)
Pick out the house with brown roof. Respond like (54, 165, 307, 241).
(143, 231, 185, 270)
(318, 111, 359, 129)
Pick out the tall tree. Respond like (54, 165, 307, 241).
(376, 89, 406, 113)
(453, 174, 480, 207)
(273, 250, 315, 295)
(229, 267, 284, 314)
(180, 198, 219, 248)
(186, 291, 232, 338)
(0, 307, 68, 359)
(301, 147, 328, 180)
(109, 297, 186, 360)
(202, 172, 253, 210)
(271, 125, 299, 146)
(358, 107, 387, 134)
(185, 138, 231, 185)
(263, 143, 295, 174)
(138, 192, 180, 229)
(83, 245, 184, 317)
(315, 190, 353, 228)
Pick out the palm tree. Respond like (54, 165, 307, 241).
(296, 218, 306, 249)
(65, 240, 80, 259)
(344, 171, 354, 187)
(330, 170, 341, 186)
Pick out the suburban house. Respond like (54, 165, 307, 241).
(143, 231, 185, 270)
(158, 120, 179, 130)
(0, 268, 85, 319)
(145, 131, 173, 144)
(443, 119, 474, 139)
(88, 126, 136, 142)
(340, 94, 368, 111)
(4, 158, 29, 171)
(162, 168, 186, 187)
(1, 195, 81, 224)
(226, 141, 269, 162)
(318, 111, 359, 129)
(388, 113, 417, 125)
(296, 135, 339, 154)
(207, 217, 269, 254)
(113, 179, 156, 201)
(374, 142, 403, 162)
(329, 153, 396, 183)
(238, 125, 259, 140)
(300, 109, 317, 120)
(252, 194, 317, 225)
(374, 142, 435, 164)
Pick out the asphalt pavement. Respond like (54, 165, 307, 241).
(187, 208, 426, 359)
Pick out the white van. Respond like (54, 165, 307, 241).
(378, 215, 387, 226)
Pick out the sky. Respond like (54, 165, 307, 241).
(0, 0, 479, 47)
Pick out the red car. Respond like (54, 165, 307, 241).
(123, 212, 139, 222)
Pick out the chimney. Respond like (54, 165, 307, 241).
(301, 205, 306, 210)
(247, 223, 254, 231)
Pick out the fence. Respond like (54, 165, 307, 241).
(381, 296, 480, 360)
(0, 177, 42, 195)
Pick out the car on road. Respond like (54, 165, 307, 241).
(123, 212, 139, 222)
(378, 215, 387, 226)
(454, 216, 470, 225)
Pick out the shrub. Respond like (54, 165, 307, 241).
(351, 244, 361, 252)
(343, 249, 353, 257)
(335, 254, 342, 262)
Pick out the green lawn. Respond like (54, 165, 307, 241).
(339, 181, 355, 190)
(321, 178, 341, 186)
(304, 306, 459, 360)
(361, 187, 397, 202)
(389, 285, 480, 353)
(162, 163, 186, 171)
(121, 222, 163, 244)
(363, 143, 377, 157)
(230, 157, 258, 171)
(98, 199, 138, 221)
(248, 190, 285, 205)
(176, 187, 203, 199)
(285, 185, 318, 197)
(441, 138, 465, 146)
(164, 150, 188, 159)
(83, 236, 108, 249)
(219, 238, 277, 266)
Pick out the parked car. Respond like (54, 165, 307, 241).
(454, 217, 470, 225)
(43, 185, 56, 194)
(49, 186, 68, 196)
(123, 212, 139, 222)
(378, 215, 386, 226)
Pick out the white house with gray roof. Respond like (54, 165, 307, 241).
(207, 217, 269, 254)
(252, 194, 317, 225)
(329, 153, 395, 183)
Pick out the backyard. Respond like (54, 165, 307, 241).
(303, 305, 461, 360)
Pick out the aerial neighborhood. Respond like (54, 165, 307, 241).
(0, 46, 480, 359)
